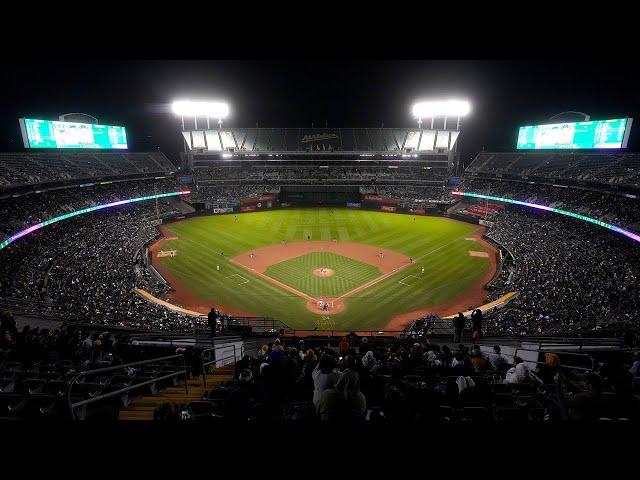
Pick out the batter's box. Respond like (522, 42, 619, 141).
(226, 273, 250, 285)
(399, 274, 420, 286)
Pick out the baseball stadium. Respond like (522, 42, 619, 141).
(1, 60, 640, 425)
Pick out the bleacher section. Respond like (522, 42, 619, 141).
(466, 152, 640, 190)
(0, 152, 177, 189)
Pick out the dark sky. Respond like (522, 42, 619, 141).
(2, 60, 639, 164)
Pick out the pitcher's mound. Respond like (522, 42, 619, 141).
(313, 268, 335, 277)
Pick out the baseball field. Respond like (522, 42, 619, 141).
(149, 208, 497, 331)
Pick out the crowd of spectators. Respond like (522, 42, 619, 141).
(155, 335, 640, 424)
(0, 151, 175, 188)
(193, 164, 448, 185)
(0, 180, 205, 331)
(475, 208, 640, 335)
(462, 177, 640, 231)
(0, 178, 183, 241)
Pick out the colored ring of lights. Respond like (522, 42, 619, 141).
(451, 191, 640, 244)
(0, 191, 191, 251)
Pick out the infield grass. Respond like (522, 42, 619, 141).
(156, 208, 490, 330)
(265, 251, 381, 297)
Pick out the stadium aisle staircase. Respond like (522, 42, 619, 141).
(118, 363, 236, 421)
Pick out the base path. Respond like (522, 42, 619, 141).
(148, 225, 257, 317)
(385, 229, 498, 330)
(233, 240, 408, 275)
(231, 240, 413, 315)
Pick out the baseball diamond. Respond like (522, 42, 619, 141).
(149, 208, 497, 330)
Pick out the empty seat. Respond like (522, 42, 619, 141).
(461, 406, 490, 424)
(23, 394, 60, 419)
(19, 378, 46, 395)
(0, 394, 27, 416)
(494, 407, 528, 423)
(0, 379, 16, 393)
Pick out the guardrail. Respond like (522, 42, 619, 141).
(66, 354, 188, 420)
(200, 344, 238, 389)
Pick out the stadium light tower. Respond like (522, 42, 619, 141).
(171, 100, 230, 130)
(412, 99, 471, 130)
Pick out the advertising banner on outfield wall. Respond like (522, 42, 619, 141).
(213, 207, 234, 214)
(479, 219, 494, 227)
(346, 202, 361, 208)
(380, 205, 397, 212)
(240, 193, 277, 204)
(363, 194, 400, 205)
(240, 205, 257, 212)
(408, 208, 426, 215)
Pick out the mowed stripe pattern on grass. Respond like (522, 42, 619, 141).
(157, 208, 490, 330)
(264, 252, 381, 297)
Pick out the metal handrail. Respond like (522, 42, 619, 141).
(200, 344, 237, 389)
(67, 354, 188, 420)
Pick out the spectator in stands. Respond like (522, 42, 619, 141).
(470, 345, 489, 373)
(235, 355, 251, 379)
(440, 345, 453, 366)
(207, 308, 217, 337)
(312, 354, 340, 408)
(488, 345, 509, 373)
(0, 310, 17, 338)
(505, 357, 530, 384)
(471, 309, 483, 342)
(556, 373, 610, 422)
(453, 313, 465, 343)
(338, 336, 350, 357)
(362, 350, 377, 371)
(317, 369, 366, 423)
(630, 353, 640, 377)
(300, 348, 318, 385)
(224, 369, 253, 424)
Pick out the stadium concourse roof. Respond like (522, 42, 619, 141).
(181, 127, 460, 155)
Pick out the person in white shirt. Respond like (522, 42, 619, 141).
(312, 355, 340, 408)
(505, 357, 531, 384)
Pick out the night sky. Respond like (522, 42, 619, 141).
(1, 60, 639, 164)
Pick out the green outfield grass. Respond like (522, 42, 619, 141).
(265, 251, 381, 297)
(156, 208, 491, 330)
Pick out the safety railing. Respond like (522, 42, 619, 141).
(479, 345, 596, 373)
(66, 354, 188, 420)
(200, 344, 238, 389)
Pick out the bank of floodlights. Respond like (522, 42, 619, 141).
(171, 100, 230, 130)
(412, 99, 471, 130)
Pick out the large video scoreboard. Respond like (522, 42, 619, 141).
(516, 118, 632, 150)
(19, 118, 128, 149)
